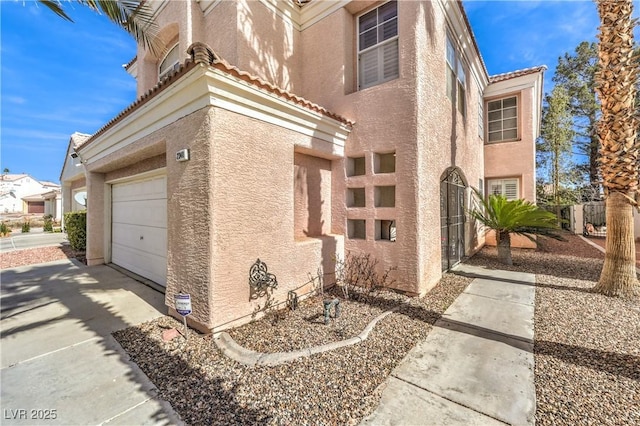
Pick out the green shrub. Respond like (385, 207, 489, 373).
(64, 211, 86, 251)
(43, 214, 54, 232)
(0, 222, 11, 236)
(21, 220, 31, 233)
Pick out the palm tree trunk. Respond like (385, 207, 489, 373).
(496, 230, 513, 266)
(594, 0, 639, 297)
(595, 192, 639, 296)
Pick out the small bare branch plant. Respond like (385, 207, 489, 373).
(334, 252, 397, 300)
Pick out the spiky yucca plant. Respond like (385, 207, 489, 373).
(594, 0, 640, 297)
(469, 191, 560, 265)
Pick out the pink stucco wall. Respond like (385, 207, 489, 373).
(294, 153, 333, 238)
(206, 108, 343, 330)
(483, 89, 537, 203)
(300, 1, 486, 295)
(78, 0, 540, 331)
(83, 103, 345, 331)
(137, 0, 302, 96)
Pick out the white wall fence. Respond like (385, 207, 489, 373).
(569, 202, 640, 240)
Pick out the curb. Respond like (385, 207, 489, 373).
(215, 310, 394, 367)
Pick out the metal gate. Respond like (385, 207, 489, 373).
(440, 168, 466, 271)
(583, 202, 606, 237)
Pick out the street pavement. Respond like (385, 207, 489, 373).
(0, 259, 182, 425)
(0, 228, 68, 252)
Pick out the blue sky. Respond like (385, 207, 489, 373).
(1, 1, 638, 183)
(1, 1, 137, 182)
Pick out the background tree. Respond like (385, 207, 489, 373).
(537, 85, 578, 217)
(594, 0, 639, 297)
(552, 42, 601, 195)
(38, 0, 161, 55)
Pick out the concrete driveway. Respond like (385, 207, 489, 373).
(0, 259, 182, 425)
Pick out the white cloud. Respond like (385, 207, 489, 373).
(3, 96, 27, 105)
(1, 129, 70, 141)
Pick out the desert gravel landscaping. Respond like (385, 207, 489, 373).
(7, 234, 638, 424)
(114, 275, 470, 425)
(467, 234, 640, 426)
(113, 232, 640, 425)
(0, 245, 76, 269)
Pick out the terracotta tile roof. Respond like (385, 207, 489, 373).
(0, 174, 29, 182)
(70, 132, 91, 148)
(79, 42, 353, 150)
(458, 1, 489, 80)
(209, 54, 355, 126)
(489, 65, 547, 83)
(123, 56, 137, 71)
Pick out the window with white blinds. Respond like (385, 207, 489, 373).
(159, 44, 180, 81)
(358, 1, 399, 90)
(488, 178, 519, 200)
(487, 96, 518, 142)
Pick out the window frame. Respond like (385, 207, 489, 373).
(158, 44, 180, 82)
(446, 34, 467, 116)
(357, 1, 399, 90)
(487, 178, 520, 201)
(478, 90, 484, 139)
(486, 95, 519, 143)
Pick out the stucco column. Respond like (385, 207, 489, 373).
(61, 183, 72, 220)
(85, 171, 106, 266)
(60, 182, 73, 223)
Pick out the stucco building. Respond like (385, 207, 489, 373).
(60, 0, 544, 333)
(0, 173, 62, 218)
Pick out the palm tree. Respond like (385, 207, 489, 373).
(593, 0, 640, 297)
(39, 0, 161, 56)
(469, 191, 560, 265)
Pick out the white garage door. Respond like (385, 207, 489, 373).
(111, 175, 167, 286)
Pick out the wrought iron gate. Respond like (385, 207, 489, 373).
(440, 168, 466, 271)
(583, 202, 606, 237)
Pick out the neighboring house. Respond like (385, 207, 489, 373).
(60, 132, 91, 216)
(0, 173, 61, 217)
(60, 0, 544, 333)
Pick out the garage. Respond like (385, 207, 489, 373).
(111, 175, 167, 286)
(27, 201, 45, 214)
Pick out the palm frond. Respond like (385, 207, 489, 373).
(38, 0, 73, 21)
(468, 189, 562, 239)
(38, 0, 162, 56)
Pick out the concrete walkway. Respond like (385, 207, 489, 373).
(362, 264, 536, 426)
(0, 259, 182, 425)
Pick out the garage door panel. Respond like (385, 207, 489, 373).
(111, 243, 166, 286)
(112, 199, 167, 228)
(112, 223, 167, 258)
(112, 175, 167, 287)
(112, 177, 166, 202)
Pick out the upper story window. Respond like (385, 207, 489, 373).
(358, 1, 399, 90)
(158, 44, 180, 81)
(487, 96, 518, 142)
(446, 35, 466, 116)
(478, 91, 484, 139)
(488, 178, 519, 200)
